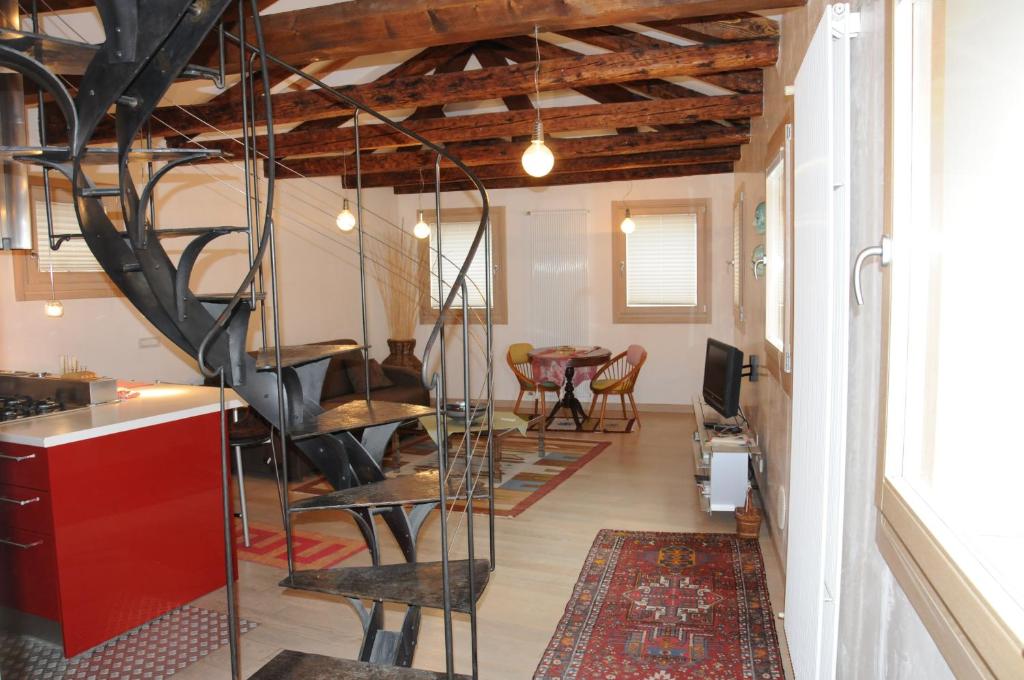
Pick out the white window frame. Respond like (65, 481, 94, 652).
(875, 1, 1024, 677)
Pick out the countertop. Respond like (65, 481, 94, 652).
(0, 384, 245, 447)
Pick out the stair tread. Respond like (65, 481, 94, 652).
(119, 226, 248, 238)
(0, 27, 97, 75)
(250, 650, 472, 680)
(280, 559, 489, 614)
(292, 470, 465, 512)
(195, 292, 267, 303)
(2, 145, 225, 164)
(290, 400, 433, 440)
(254, 343, 363, 370)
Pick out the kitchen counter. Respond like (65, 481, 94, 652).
(0, 384, 245, 447)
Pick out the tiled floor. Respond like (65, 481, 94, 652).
(178, 412, 793, 678)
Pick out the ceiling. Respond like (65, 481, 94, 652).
(35, 1, 801, 191)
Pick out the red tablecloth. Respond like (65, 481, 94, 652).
(529, 346, 609, 387)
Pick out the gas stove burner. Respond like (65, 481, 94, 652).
(0, 394, 68, 421)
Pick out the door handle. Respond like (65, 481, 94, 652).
(751, 255, 767, 280)
(853, 235, 892, 305)
(0, 495, 41, 506)
(0, 453, 37, 462)
(0, 537, 44, 549)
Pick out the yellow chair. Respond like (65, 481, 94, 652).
(507, 343, 561, 416)
(587, 344, 647, 431)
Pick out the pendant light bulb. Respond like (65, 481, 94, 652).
(620, 208, 636, 235)
(413, 211, 431, 240)
(44, 262, 63, 318)
(522, 119, 554, 178)
(336, 198, 356, 232)
(44, 300, 64, 318)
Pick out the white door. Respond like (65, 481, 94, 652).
(784, 5, 856, 678)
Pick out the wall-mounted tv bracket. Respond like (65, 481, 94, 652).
(742, 355, 760, 382)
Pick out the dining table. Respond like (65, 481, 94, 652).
(528, 345, 612, 431)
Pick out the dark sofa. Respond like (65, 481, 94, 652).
(315, 338, 429, 409)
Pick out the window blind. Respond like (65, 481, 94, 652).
(732, 201, 743, 312)
(429, 218, 490, 309)
(34, 200, 102, 273)
(625, 212, 698, 307)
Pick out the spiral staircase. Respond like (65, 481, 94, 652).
(0, 1, 495, 678)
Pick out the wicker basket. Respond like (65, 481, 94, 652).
(734, 489, 762, 539)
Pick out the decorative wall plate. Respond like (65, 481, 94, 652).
(752, 244, 766, 279)
(754, 202, 767, 234)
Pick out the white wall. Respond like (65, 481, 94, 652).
(1, 164, 734, 410)
(400, 173, 737, 407)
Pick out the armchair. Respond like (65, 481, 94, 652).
(507, 342, 562, 416)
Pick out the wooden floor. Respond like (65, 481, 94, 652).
(180, 412, 793, 679)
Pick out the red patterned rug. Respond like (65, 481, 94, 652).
(535, 530, 784, 679)
(235, 519, 366, 571)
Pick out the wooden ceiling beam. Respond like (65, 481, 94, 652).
(221, 0, 803, 72)
(107, 38, 776, 143)
(334, 146, 742, 187)
(274, 124, 748, 177)
(392, 161, 736, 193)
(204, 93, 760, 158)
(644, 13, 780, 43)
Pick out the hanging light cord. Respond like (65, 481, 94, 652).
(49, 261, 56, 298)
(533, 25, 543, 139)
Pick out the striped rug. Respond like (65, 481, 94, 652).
(235, 519, 367, 570)
(292, 434, 609, 518)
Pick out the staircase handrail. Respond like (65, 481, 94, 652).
(204, 30, 490, 392)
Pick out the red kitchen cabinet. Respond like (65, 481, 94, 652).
(0, 411, 230, 657)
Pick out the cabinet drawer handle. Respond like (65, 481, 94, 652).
(0, 495, 41, 506)
(0, 453, 37, 462)
(0, 537, 43, 549)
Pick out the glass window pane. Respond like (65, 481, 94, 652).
(428, 219, 489, 309)
(765, 156, 786, 349)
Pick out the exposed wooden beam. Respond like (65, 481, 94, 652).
(202, 93, 760, 158)
(288, 43, 475, 134)
(272, 124, 748, 178)
(147, 39, 777, 141)
(220, 0, 804, 72)
(392, 161, 735, 193)
(645, 13, 780, 43)
(343, 146, 742, 188)
(556, 26, 675, 53)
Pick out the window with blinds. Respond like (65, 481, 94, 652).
(428, 219, 490, 309)
(34, 200, 103, 273)
(418, 206, 508, 324)
(612, 199, 710, 324)
(625, 213, 698, 307)
(732, 191, 745, 327)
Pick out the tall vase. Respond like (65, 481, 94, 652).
(383, 338, 421, 371)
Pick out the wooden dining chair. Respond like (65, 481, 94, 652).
(507, 342, 562, 416)
(587, 344, 648, 431)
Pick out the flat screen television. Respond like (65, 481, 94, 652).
(702, 339, 744, 418)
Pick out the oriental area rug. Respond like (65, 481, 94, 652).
(535, 530, 784, 680)
(292, 434, 609, 518)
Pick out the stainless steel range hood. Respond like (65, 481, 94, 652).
(0, 0, 32, 251)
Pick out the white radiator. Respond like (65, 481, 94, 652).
(527, 209, 591, 401)
(784, 5, 855, 678)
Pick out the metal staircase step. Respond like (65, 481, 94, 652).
(79, 187, 121, 198)
(2, 146, 225, 164)
(290, 400, 434, 441)
(0, 28, 97, 75)
(118, 226, 248, 239)
(291, 470, 466, 512)
(280, 559, 490, 614)
(254, 343, 363, 370)
(195, 292, 267, 304)
(250, 650, 472, 680)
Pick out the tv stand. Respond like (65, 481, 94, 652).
(691, 395, 761, 513)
